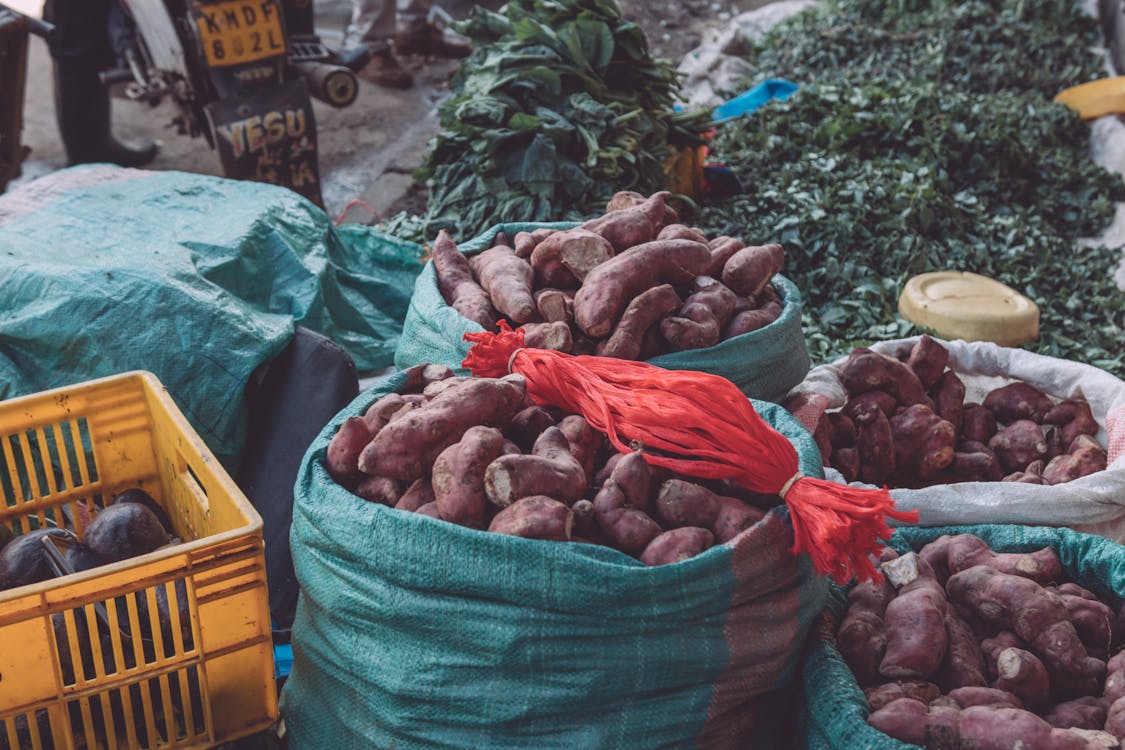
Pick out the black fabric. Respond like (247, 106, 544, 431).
(239, 327, 358, 632)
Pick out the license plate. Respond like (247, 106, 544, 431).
(193, 0, 286, 68)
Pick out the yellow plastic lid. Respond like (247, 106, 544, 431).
(898, 271, 1039, 346)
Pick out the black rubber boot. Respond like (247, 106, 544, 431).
(46, 0, 157, 168)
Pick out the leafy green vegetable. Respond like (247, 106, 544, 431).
(701, 0, 1125, 375)
(411, 0, 712, 242)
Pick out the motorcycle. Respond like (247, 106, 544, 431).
(0, 4, 53, 194)
(102, 0, 366, 206)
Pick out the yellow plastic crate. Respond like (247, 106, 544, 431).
(0, 372, 276, 750)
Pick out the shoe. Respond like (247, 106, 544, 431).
(357, 48, 414, 89)
(394, 23, 471, 58)
(54, 64, 158, 168)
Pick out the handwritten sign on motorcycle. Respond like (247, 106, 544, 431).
(193, 0, 286, 68)
(206, 78, 324, 206)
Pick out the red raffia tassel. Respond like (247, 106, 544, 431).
(463, 322, 918, 584)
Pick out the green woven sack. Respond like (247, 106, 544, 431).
(393, 222, 811, 403)
(281, 371, 831, 749)
(797, 524, 1125, 750)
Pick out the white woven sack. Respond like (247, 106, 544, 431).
(786, 336, 1125, 542)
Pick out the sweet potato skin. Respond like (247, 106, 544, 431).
(432, 426, 507, 528)
(640, 527, 715, 566)
(469, 244, 536, 323)
(840, 348, 932, 408)
(1043, 696, 1108, 730)
(432, 230, 497, 329)
(906, 335, 950, 390)
(721, 243, 784, 297)
(573, 239, 713, 338)
(890, 405, 957, 480)
(945, 686, 1023, 709)
(962, 404, 999, 444)
(938, 608, 989, 691)
(488, 496, 573, 541)
(529, 228, 614, 284)
(989, 420, 1050, 474)
(930, 370, 966, 434)
(360, 377, 526, 482)
(982, 382, 1054, 424)
(597, 284, 682, 360)
(484, 426, 587, 507)
(326, 417, 373, 485)
(879, 559, 950, 679)
(864, 681, 942, 711)
(993, 647, 1051, 713)
(1043, 400, 1100, 447)
(856, 407, 896, 486)
(581, 191, 670, 252)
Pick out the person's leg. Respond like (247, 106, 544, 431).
(44, 0, 156, 167)
(393, 1, 469, 58)
(348, 0, 414, 88)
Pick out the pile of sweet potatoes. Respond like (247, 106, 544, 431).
(324, 364, 776, 565)
(789, 335, 1108, 488)
(431, 191, 787, 359)
(838, 534, 1125, 748)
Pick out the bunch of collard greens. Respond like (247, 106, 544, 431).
(408, 0, 710, 242)
(701, 0, 1125, 375)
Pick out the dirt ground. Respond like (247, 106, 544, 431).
(7, 0, 767, 220)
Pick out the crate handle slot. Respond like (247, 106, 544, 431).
(179, 454, 210, 517)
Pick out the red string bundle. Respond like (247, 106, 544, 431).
(463, 322, 918, 583)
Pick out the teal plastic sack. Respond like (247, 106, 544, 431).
(0, 166, 425, 465)
(394, 222, 811, 403)
(797, 524, 1125, 750)
(282, 372, 831, 749)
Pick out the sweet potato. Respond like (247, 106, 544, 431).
(431, 230, 497, 329)
(1106, 653, 1125, 703)
(957, 706, 1095, 749)
(993, 647, 1051, 713)
(844, 391, 898, 422)
(1108, 697, 1125, 740)
(573, 239, 713, 338)
(962, 404, 999, 444)
(983, 382, 1054, 424)
(533, 288, 570, 323)
(945, 686, 1023, 709)
(839, 576, 897, 686)
(721, 243, 784, 297)
(947, 566, 1105, 685)
(930, 370, 966, 433)
(864, 682, 943, 711)
(488, 496, 573, 541)
(326, 417, 374, 484)
(1054, 591, 1115, 661)
(1041, 444, 1108, 485)
(395, 478, 436, 512)
(653, 479, 763, 541)
(503, 406, 556, 453)
(581, 191, 670, 253)
(855, 407, 896, 486)
(596, 284, 682, 360)
(831, 447, 861, 483)
(570, 499, 598, 540)
(513, 228, 557, 258)
(840, 348, 931, 408)
(529, 228, 614, 284)
(558, 415, 606, 484)
(640, 527, 715, 566)
(593, 490, 662, 555)
(918, 534, 1063, 587)
(660, 280, 738, 351)
(362, 392, 424, 433)
(485, 426, 587, 507)
(400, 363, 456, 393)
(721, 303, 782, 339)
(522, 321, 573, 352)
(949, 448, 1004, 483)
(415, 501, 441, 518)
(354, 475, 403, 506)
(657, 224, 709, 244)
(989, 420, 1050, 473)
(1044, 697, 1109, 731)
(421, 378, 469, 400)
(981, 633, 1028, 679)
(706, 236, 744, 277)
(866, 698, 957, 747)
(360, 376, 526, 481)
(432, 426, 507, 528)
(1043, 400, 1100, 447)
(468, 244, 536, 323)
(938, 607, 989, 691)
(605, 189, 678, 226)
(890, 405, 957, 480)
(906, 335, 950, 390)
(880, 556, 950, 679)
